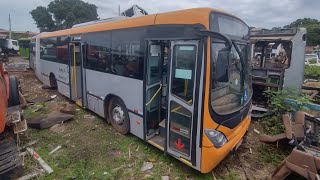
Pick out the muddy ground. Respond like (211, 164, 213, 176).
(6, 56, 291, 180)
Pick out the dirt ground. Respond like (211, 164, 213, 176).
(6, 56, 290, 179)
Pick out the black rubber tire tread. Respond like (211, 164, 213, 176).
(8, 76, 20, 107)
(49, 74, 57, 88)
(108, 97, 130, 135)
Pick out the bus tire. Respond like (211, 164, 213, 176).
(8, 76, 20, 107)
(49, 73, 57, 89)
(108, 97, 130, 134)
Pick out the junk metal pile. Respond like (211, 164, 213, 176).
(259, 111, 320, 179)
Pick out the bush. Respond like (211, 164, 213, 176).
(260, 115, 285, 135)
(304, 65, 320, 79)
(264, 88, 311, 114)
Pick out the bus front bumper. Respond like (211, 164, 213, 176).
(201, 115, 251, 173)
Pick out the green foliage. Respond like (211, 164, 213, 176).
(304, 65, 320, 79)
(30, 0, 98, 32)
(264, 88, 311, 114)
(260, 115, 284, 135)
(30, 6, 56, 32)
(257, 144, 289, 166)
(284, 18, 320, 46)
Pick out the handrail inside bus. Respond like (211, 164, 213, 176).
(145, 84, 162, 107)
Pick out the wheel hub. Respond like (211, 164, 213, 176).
(112, 105, 124, 124)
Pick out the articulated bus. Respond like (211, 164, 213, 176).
(30, 8, 252, 173)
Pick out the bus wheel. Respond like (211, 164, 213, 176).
(108, 97, 130, 134)
(8, 76, 20, 107)
(49, 73, 57, 89)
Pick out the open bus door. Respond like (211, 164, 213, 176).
(166, 40, 200, 161)
(69, 42, 87, 107)
(144, 41, 163, 140)
(144, 39, 201, 165)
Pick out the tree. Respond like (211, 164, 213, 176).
(30, 6, 56, 32)
(30, 0, 98, 32)
(284, 18, 320, 46)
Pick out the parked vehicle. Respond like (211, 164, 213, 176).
(0, 38, 19, 55)
(305, 54, 320, 66)
(30, 7, 252, 173)
(0, 61, 26, 177)
(313, 49, 320, 58)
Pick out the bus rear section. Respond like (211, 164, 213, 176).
(33, 8, 252, 173)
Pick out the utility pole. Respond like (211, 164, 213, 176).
(9, 13, 12, 40)
(118, 5, 121, 16)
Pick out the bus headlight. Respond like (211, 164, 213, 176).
(205, 129, 227, 148)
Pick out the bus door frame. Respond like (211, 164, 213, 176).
(144, 40, 164, 140)
(68, 41, 88, 107)
(166, 39, 202, 163)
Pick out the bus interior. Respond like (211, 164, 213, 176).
(146, 39, 195, 155)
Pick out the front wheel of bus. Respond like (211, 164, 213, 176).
(108, 97, 130, 134)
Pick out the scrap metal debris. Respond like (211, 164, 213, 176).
(259, 111, 305, 143)
(27, 148, 53, 174)
(27, 111, 74, 129)
(260, 111, 320, 179)
(272, 146, 320, 179)
(17, 169, 45, 180)
(49, 145, 62, 155)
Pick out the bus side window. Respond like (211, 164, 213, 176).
(112, 40, 141, 79)
(85, 32, 112, 73)
(40, 37, 57, 62)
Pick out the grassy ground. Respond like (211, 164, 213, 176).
(22, 105, 212, 179)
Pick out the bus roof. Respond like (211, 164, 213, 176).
(40, 7, 236, 38)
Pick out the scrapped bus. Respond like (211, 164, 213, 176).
(30, 8, 252, 173)
(250, 28, 307, 93)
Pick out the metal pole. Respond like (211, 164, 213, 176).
(9, 13, 12, 39)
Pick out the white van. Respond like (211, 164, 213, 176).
(0, 39, 19, 54)
(305, 54, 320, 66)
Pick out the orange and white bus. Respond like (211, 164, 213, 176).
(30, 7, 252, 173)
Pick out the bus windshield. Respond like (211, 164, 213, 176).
(210, 13, 251, 115)
(211, 41, 251, 114)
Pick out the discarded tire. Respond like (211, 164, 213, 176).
(8, 76, 20, 107)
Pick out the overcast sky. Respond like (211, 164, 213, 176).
(0, 0, 319, 32)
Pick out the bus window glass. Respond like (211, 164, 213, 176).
(112, 40, 141, 79)
(210, 13, 249, 40)
(85, 32, 112, 72)
(211, 41, 251, 114)
(56, 36, 70, 64)
(40, 37, 57, 62)
(147, 45, 161, 84)
(169, 101, 192, 156)
(171, 45, 196, 103)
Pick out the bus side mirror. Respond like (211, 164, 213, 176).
(215, 48, 231, 82)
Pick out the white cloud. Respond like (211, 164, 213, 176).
(0, 0, 319, 32)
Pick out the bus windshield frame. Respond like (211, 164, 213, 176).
(209, 12, 252, 116)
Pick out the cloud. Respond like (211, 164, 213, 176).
(0, 0, 319, 32)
